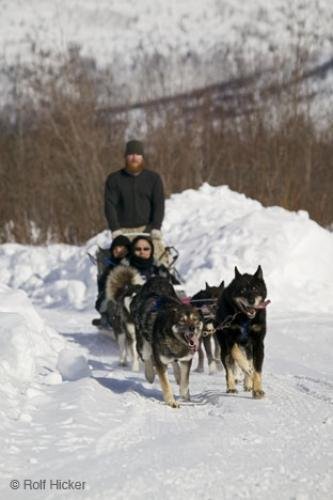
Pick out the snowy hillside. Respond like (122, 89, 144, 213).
(1, 0, 333, 96)
(2, 0, 333, 67)
(0, 185, 332, 499)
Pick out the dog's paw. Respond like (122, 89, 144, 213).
(167, 399, 180, 408)
(252, 390, 265, 399)
(227, 388, 238, 394)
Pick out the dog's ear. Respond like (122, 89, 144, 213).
(235, 266, 241, 278)
(205, 281, 210, 291)
(254, 265, 263, 279)
(217, 281, 224, 300)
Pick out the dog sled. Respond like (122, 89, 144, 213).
(89, 233, 187, 331)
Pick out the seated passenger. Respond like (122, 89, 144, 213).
(126, 235, 179, 284)
(92, 235, 131, 327)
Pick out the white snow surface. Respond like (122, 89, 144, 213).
(0, 184, 332, 499)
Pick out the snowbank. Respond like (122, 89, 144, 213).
(164, 184, 333, 312)
(0, 243, 97, 310)
(1, 184, 333, 314)
(0, 285, 66, 420)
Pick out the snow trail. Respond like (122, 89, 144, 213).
(1, 307, 332, 500)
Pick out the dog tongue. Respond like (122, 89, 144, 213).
(181, 297, 191, 305)
(188, 335, 199, 352)
(256, 299, 271, 309)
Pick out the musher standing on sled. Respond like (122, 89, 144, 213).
(104, 139, 169, 265)
(92, 139, 173, 327)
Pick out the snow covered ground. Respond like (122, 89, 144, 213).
(0, 185, 332, 499)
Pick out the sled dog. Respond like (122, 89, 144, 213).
(191, 281, 224, 374)
(105, 265, 143, 371)
(133, 277, 203, 408)
(215, 266, 270, 398)
(131, 276, 178, 354)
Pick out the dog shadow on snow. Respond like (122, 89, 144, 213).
(61, 332, 164, 400)
(95, 374, 254, 406)
(62, 331, 118, 355)
(96, 375, 164, 402)
(61, 332, 253, 405)
(61, 331, 119, 372)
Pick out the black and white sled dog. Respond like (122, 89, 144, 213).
(105, 265, 144, 371)
(132, 276, 204, 408)
(215, 266, 270, 398)
(190, 281, 224, 374)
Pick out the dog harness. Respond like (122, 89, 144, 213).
(215, 315, 250, 342)
(149, 295, 180, 312)
(215, 299, 271, 333)
(239, 319, 251, 342)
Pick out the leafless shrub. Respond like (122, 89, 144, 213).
(0, 44, 332, 244)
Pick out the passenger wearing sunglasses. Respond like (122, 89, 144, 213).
(125, 235, 179, 284)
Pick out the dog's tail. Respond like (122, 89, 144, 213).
(105, 265, 144, 302)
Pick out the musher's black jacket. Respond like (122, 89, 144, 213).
(104, 168, 165, 231)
